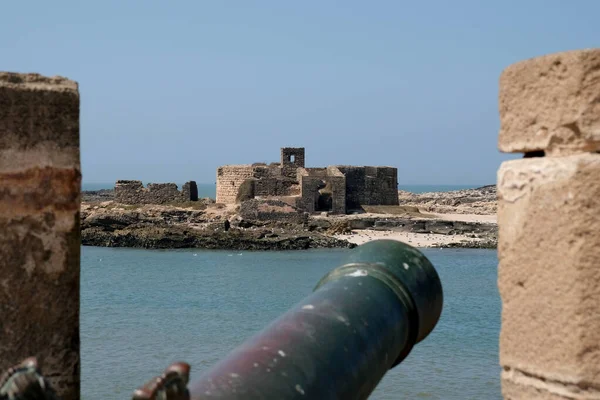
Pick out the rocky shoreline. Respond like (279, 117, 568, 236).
(81, 186, 498, 250)
(398, 185, 497, 215)
(81, 202, 355, 251)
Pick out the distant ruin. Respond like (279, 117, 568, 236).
(114, 180, 198, 204)
(216, 147, 399, 214)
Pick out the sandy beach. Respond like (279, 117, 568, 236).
(334, 229, 487, 248)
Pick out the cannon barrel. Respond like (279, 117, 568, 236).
(131, 239, 443, 400)
(1, 240, 443, 400)
(178, 240, 442, 400)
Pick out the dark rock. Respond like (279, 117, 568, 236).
(348, 219, 375, 229)
(398, 185, 497, 215)
(82, 189, 114, 202)
(82, 211, 142, 231)
(239, 199, 306, 224)
(235, 219, 255, 228)
(327, 221, 352, 235)
(80, 206, 354, 250)
(435, 239, 498, 249)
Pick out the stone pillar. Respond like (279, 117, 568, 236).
(0, 73, 81, 399)
(182, 180, 198, 201)
(497, 50, 600, 399)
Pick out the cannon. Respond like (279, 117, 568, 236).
(134, 239, 443, 400)
(2, 240, 443, 400)
(0, 358, 59, 400)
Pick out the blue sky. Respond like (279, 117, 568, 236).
(2, 1, 598, 185)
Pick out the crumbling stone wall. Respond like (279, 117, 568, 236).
(0, 72, 80, 400)
(239, 199, 307, 224)
(298, 172, 346, 214)
(337, 166, 399, 209)
(326, 167, 347, 214)
(253, 164, 282, 179)
(114, 180, 198, 204)
(218, 164, 300, 204)
(333, 166, 362, 209)
(146, 183, 180, 203)
(497, 49, 600, 400)
(254, 176, 299, 197)
(182, 181, 198, 201)
(235, 179, 255, 203)
(303, 167, 328, 177)
(216, 165, 255, 203)
(298, 175, 322, 213)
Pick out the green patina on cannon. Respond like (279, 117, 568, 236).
(4, 240, 443, 400)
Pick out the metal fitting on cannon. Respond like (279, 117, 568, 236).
(135, 239, 444, 400)
(0, 358, 59, 400)
(132, 362, 191, 400)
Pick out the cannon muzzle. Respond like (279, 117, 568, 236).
(135, 239, 443, 400)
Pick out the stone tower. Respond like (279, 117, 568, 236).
(280, 147, 305, 178)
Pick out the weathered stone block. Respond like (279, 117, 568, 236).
(216, 165, 255, 204)
(498, 49, 600, 155)
(501, 373, 586, 400)
(335, 166, 398, 209)
(498, 154, 600, 394)
(0, 72, 80, 400)
(254, 176, 296, 198)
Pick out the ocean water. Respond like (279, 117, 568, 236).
(82, 182, 487, 199)
(81, 246, 501, 399)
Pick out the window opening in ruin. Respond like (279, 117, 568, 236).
(290, 155, 295, 163)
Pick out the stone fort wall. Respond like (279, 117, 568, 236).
(337, 166, 399, 209)
(216, 164, 300, 204)
(296, 167, 346, 214)
(114, 180, 198, 204)
(216, 165, 255, 204)
(215, 149, 399, 214)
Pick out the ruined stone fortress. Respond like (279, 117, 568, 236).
(216, 147, 399, 214)
(111, 146, 399, 214)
